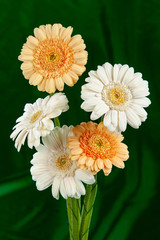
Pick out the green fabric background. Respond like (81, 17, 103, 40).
(1, 0, 160, 239)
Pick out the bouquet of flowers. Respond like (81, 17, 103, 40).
(10, 23, 151, 240)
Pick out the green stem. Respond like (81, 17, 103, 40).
(66, 198, 81, 240)
(54, 117, 61, 127)
(79, 175, 97, 240)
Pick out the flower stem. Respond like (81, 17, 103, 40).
(66, 197, 81, 240)
(79, 175, 97, 240)
(54, 117, 61, 127)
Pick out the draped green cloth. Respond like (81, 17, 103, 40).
(1, 0, 159, 239)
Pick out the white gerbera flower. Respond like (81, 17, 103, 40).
(30, 126, 95, 200)
(10, 93, 69, 151)
(81, 63, 151, 133)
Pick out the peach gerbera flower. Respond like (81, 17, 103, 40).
(19, 24, 88, 93)
(67, 122, 129, 175)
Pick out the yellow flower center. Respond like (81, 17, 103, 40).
(49, 53, 57, 61)
(56, 155, 72, 170)
(88, 134, 110, 154)
(30, 111, 42, 123)
(33, 39, 74, 78)
(102, 83, 132, 111)
(79, 131, 113, 160)
(108, 88, 125, 105)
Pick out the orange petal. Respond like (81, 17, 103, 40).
(71, 154, 80, 160)
(45, 78, 56, 93)
(69, 35, 82, 47)
(112, 157, 125, 168)
(68, 70, 79, 83)
(71, 64, 86, 75)
(55, 77, 64, 91)
(104, 159, 112, 169)
(97, 159, 104, 169)
(34, 28, 46, 41)
(78, 155, 87, 165)
(62, 73, 74, 87)
(29, 73, 43, 85)
(37, 79, 46, 92)
(70, 147, 83, 155)
(103, 167, 112, 176)
(86, 157, 94, 167)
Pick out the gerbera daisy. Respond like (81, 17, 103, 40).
(19, 24, 88, 93)
(30, 126, 95, 199)
(67, 122, 129, 175)
(10, 93, 69, 151)
(81, 63, 151, 133)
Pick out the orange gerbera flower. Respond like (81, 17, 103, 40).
(19, 24, 87, 93)
(67, 122, 129, 175)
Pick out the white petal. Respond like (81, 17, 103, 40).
(81, 97, 101, 109)
(111, 110, 118, 128)
(84, 77, 103, 91)
(90, 101, 109, 120)
(126, 107, 141, 128)
(10, 125, 24, 140)
(35, 98, 43, 107)
(64, 177, 76, 197)
(24, 103, 34, 113)
(122, 67, 134, 85)
(127, 75, 143, 89)
(42, 127, 62, 149)
(81, 101, 94, 112)
(74, 178, 85, 196)
(132, 88, 150, 98)
(35, 143, 48, 153)
(60, 179, 67, 199)
(15, 130, 28, 152)
(81, 85, 101, 100)
(36, 173, 53, 191)
(132, 97, 151, 107)
(27, 129, 35, 148)
(118, 111, 127, 132)
(97, 66, 108, 85)
(75, 169, 95, 184)
(108, 123, 116, 132)
(130, 103, 147, 119)
(113, 64, 120, 82)
(118, 64, 129, 82)
(103, 111, 112, 127)
(52, 177, 61, 200)
(42, 95, 50, 106)
(30, 164, 49, 178)
(83, 82, 103, 93)
(16, 116, 25, 123)
(41, 118, 54, 130)
(103, 62, 113, 82)
(88, 70, 99, 79)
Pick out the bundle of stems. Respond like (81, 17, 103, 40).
(54, 117, 97, 240)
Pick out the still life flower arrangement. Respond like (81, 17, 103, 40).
(10, 23, 151, 240)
